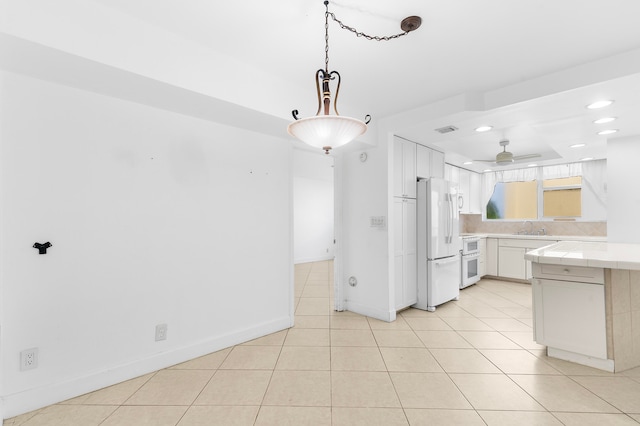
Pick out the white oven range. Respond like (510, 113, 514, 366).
(461, 236, 480, 289)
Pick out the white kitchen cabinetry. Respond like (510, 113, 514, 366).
(394, 137, 417, 198)
(430, 150, 445, 179)
(486, 238, 498, 276)
(394, 198, 417, 310)
(458, 168, 470, 213)
(498, 239, 557, 280)
(532, 263, 607, 359)
(478, 237, 487, 277)
(469, 172, 482, 214)
(416, 144, 430, 179)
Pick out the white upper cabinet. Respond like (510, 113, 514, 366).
(430, 150, 445, 179)
(458, 168, 470, 213)
(416, 144, 431, 179)
(394, 137, 417, 198)
(469, 171, 482, 214)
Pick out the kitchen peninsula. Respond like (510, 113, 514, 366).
(525, 241, 640, 372)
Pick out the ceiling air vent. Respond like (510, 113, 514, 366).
(434, 125, 458, 134)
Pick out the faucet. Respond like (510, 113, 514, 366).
(537, 227, 547, 235)
(523, 221, 533, 235)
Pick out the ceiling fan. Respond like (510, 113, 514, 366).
(475, 139, 541, 165)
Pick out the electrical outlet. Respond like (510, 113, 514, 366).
(20, 348, 38, 371)
(155, 324, 168, 341)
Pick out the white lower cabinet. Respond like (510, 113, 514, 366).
(532, 264, 607, 359)
(498, 246, 527, 280)
(478, 237, 487, 277)
(486, 238, 498, 276)
(394, 198, 417, 310)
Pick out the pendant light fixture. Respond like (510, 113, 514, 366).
(288, 1, 421, 154)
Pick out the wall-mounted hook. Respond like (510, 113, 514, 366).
(33, 242, 52, 254)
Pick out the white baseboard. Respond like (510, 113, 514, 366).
(345, 301, 395, 322)
(2, 316, 292, 420)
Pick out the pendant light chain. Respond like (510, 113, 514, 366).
(324, 1, 330, 73)
(326, 7, 411, 42)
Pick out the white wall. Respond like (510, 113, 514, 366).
(607, 136, 640, 243)
(293, 150, 334, 264)
(0, 71, 293, 417)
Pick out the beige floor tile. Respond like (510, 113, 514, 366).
(332, 408, 408, 426)
(293, 315, 330, 329)
(15, 405, 117, 426)
(380, 347, 444, 373)
(368, 316, 412, 330)
(480, 317, 533, 332)
(284, 328, 330, 346)
(124, 370, 213, 406)
(170, 348, 231, 370)
(301, 285, 330, 297)
(510, 374, 619, 413)
(429, 348, 501, 373)
(570, 376, 640, 413)
(296, 298, 331, 315)
(101, 406, 187, 426)
(480, 349, 562, 375)
(178, 406, 259, 426)
(241, 330, 288, 346)
(254, 406, 331, 426)
(455, 304, 511, 319)
(332, 372, 401, 408)
(497, 306, 533, 319)
(389, 372, 472, 409)
(218, 345, 281, 370)
(262, 371, 331, 406)
(478, 410, 564, 425)
(194, 370, 272, 405)
(373, 330, 424, 347)
(276, 346, 330, 370)
(404, 408, 485, 425)
(458, 331, 522, 349)
(500, 331, 546, 350)
(449, 373, 545, 411)
(432, 304, 473, 318)
(539, 355, 617, 376)
(441, 317, 494, 331)
(628, 413, 640, 422)
(399, 308, 431, 318)
(331, 329, 377, 347)
(403, 317, 452, 331)
(61, 374, 153, 406)
(414, 331, 472, 349)
(331, 315, 371, 329)
(331, 347, 386, 371)
(552, 412, 640, 426)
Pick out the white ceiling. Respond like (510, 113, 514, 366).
(88, 1, 640, 170)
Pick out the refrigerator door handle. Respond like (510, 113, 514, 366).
(446, 193, 452, 244)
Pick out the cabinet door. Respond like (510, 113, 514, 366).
(431, 150, 445, 178)
(393, 138, 404, 197)
(394, 198, 417, 309)
(486, 238, 498, 276)
(416, 145, 430, 179)
(498, 246, 526, 280)
(403, 142, 417, 198)
(458, 169, 470, 213)
(532, 278, 607, 359)
(478, 238, 487, 277)
(469, 172, 482, 214)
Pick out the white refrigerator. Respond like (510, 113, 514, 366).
(413, 178, 461, 311)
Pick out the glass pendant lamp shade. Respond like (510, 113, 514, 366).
(287, 115, 367, 153)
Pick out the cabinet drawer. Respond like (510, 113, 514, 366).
(532, 263, 604, 284)
(499, 238, 556, 249)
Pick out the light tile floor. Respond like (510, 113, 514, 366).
(6, 260, 640, 425)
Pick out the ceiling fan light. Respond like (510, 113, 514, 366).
(287, 115, 367, 153)
(587, 100, 614, 109)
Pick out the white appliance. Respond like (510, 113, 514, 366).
(414, 178, 461, 311)
(461, 236, 481, 288)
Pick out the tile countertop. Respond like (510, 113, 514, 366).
(462, 233, 607, 242)
(524, 241, 640, 270)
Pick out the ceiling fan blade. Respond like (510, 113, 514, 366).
(472, 159, 497, 163)
(512, 153, 541, 161)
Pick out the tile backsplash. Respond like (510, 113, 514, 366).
(461, 214, 607, 237)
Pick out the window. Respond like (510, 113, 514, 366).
(485, 165, 583, 220)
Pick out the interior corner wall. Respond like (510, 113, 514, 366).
(0, 71, 293, 418)
(338, 138, 392, 321)
(293, 150, 334, 264)
(607, 136, 640, 243)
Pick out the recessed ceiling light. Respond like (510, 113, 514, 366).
(587, 100, 613, 109)
(581, 157, 594, 161)
(463, 161, 473, 165)
(483, 169, 492, 172)
(475, 126, 492, 132)
(597, 129, 618, 135)
(570, 143, 586, 148)
(527, 164, 537, 167)
(593, 117, 616, 124)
